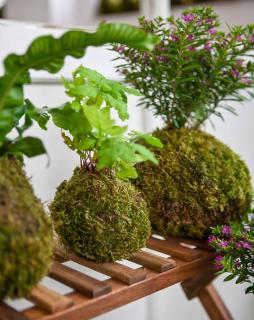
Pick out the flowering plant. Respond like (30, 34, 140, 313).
(114, 7, 254, 128)
(209, 223, 254, 294)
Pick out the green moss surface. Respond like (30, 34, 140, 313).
(50, 167, 151, 262)
(134, 128, 252, 238)
(0, 156, 52, 299)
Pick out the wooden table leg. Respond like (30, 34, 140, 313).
(198, 284, 233, 320)
(181, 268, 233, 320)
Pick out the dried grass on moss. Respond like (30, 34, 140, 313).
(50, 167, 151, 262)
(0, 156, 52, 299)
(134, 128, 252, 239)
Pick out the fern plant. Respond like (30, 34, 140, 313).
(0, 22, 158, 158)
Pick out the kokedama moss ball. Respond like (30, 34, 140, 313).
(134, 128, 252, 239)
(0, 156, 52, 299)
(50, 167, 151, 262)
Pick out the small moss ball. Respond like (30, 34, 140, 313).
(134, 128, 252, 239)
(50, 167, 151, 262)
(0, 156, 52, 299)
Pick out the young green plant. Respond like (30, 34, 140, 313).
(50, 66, 163, 180)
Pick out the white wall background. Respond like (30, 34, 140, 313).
(0, 1, 254, 319)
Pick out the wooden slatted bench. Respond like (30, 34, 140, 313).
(0, 236, 233, 320)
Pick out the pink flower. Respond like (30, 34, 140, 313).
(236, 59, 244, 66)
(248, 35, 254, 43)
(240, 78, 251, 85)
(235, 242, 242, 249)
(187, 34, 195, 41)
(242, 241, 252, 250)
(219, 240, 229, 248)
(231, 68, 240, 78)
(156, 55, 167, 63)
(205, 18, 214, 25)
(204, 41, 212, 50)
(188, 45, 196, 52)
(221, 225, 232, 235)
(209, 28, 217, 35)
(214, 255, 224, 270)
(171, 34, 179, 42)
(215, 255, 223, 262)
(235, 260, 241, 268)
(208, 235, 217, 243)
(181, 14, 195, 23)
(116, 45, 126, 54)
(236, 35, 242, 41)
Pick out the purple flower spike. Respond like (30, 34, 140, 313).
(236, 35, 242, 41)
(181, 14, 195, 23)
(242, 241, 252, 250)
(221, 225, 232, 235)
(209, 28, 217, 35)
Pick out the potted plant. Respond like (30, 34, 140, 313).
(0, 23, 158, 297)
(114, 7, 254, 238)
(49, 66, 163, 262)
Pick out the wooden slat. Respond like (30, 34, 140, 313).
(49, 262, 111, 298)
(129, 250, 176, 273)
(0, 302, 28, 320)
(28, 284, 74, 314)
(198, 284, 233, 320)
(23, 253, 214, 320)
(54, 246, 147, 285)
(147, 237, 202, 261)
(168, 236, 213, 251)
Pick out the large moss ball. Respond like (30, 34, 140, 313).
(50, 167, 151, 262)
(134, 128, 252, 239)
(0, 156, 52, 299)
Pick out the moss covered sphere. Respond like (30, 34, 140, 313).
(0, 156, 52, 299)
(134, 128, 252, 239)
(50, 167, 151, 262)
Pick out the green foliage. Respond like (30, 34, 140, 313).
(50, 66, 162, 180)
(209, 222, 254, 294)
(133, 127, 252, 238)
(0, 23, 159, 158)
(50, 167, 151, 262)
(0, 156, 52, 298)
(114, 7, 254, 128)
